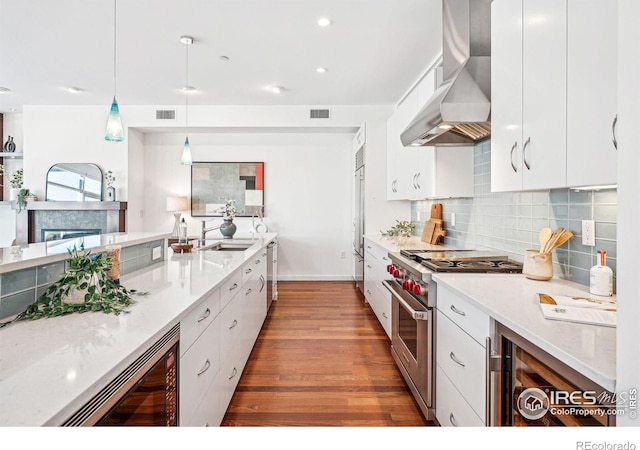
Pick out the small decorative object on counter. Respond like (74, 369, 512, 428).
(217, 198, 237, 239)
(381, 220, 415, 238)
(106, 244, 121, 282)
(178, 218, 188, 244)
(105, 170, 116, 201)
(15, 188, 30, 213)
(590, 250, 613, 296)
(523, 249, 553, 281)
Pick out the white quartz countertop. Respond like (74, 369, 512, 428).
(0, 233, 277, 426)
(0, 232, 171, 274)
(363, 234, 456, 253)
(432, 273, 616, 392)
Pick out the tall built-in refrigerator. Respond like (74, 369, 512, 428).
(353, 146, 365, 294)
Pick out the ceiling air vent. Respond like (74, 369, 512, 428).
(156, 110, 176, 120)
(310, 109, 330, 119)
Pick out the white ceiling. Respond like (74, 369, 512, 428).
(0, 0, 443, 113)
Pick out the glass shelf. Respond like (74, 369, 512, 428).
(0, 152, 23, 159)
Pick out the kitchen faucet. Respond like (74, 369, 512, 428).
(199, 219, 221, 247)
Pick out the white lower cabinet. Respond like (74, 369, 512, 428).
(363, 239, 392, 338)
(436, 366, 484, 427)
(179, 243, 269, 426)
(435, 283, 491, 426)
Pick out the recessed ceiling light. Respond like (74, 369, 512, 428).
(0, 87, 10, 94)
(182, 86, 196, 92)
(271, 86, 283, 94)
(219, 55, 230, 61)
(9, 108, 16, 112)
(66, 86, 84, 94)
(316, 67, 328, 73)
(317, 17, 331, 27)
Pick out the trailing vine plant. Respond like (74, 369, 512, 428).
(0, 244, 147, 328)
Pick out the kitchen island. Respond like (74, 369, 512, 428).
(0, 232, 277, 426)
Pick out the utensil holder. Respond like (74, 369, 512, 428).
(523, 249, 553, 281)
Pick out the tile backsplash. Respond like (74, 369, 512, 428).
(411, 140, 617, 288)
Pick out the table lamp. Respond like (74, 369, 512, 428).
(166, 196, 189, 238)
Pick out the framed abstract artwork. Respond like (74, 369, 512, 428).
(191, 162, 264, 217)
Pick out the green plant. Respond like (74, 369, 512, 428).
(9, 168, 23, 189)
(16, 188, 29, 213)
(381, 220, 415, 238)
(0, 244, 147, 328)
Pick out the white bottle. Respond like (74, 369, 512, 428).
(590, 250, 613, 296)
(178, 218, 188, 244)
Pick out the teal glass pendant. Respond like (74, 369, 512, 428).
(181, 136, 192, 165)
(105, 96, 124, 142)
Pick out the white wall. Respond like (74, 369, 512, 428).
(12, 103, 404, 279)
(142, 132, 354, 280)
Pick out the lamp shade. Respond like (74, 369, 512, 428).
(166, 196, 189, 212)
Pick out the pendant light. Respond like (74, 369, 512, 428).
(180, 35, 194, 165)
(105, 0, 124, 141)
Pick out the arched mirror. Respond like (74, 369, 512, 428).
(45, 163, 103, 201)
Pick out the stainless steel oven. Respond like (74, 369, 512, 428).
(383, 278, 434, 421)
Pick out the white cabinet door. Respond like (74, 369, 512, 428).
(521, 0, 567, 190)
(386, 90, 419, 200)
(566, 0, 618, 187)
(492, 0, 567, 191)
(491, 0, 524, 192)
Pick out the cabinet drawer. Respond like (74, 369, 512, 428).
(436, 365, 485, 427)
(436, 283, 490, 345)
(180, 318, 221, 421)
(218, 292, 244, 364)
(436, 310, 486, 418)
(180, 288, 221, 357)
(242, 253, 266, 285)
(220, 270, 242, 310)
(180, 370, 222, 427)
(364, 240, 391, 265)
(218, 338, 247, 414)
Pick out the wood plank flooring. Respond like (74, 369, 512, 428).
(221, 281, 432, 426)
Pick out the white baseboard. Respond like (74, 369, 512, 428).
(277, 275, 354, 282)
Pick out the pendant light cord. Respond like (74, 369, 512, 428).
(185, 40, 189, 129)
(113, 0, 117, 97)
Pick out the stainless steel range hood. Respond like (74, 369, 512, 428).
(401, 0, 491, 147)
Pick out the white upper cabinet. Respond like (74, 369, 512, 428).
(566, 0, 618, 187)
(492, 0, 567, 192)
(492, 0, 618, 192)
(386, 89, 418, 200)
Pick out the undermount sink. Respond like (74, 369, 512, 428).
(199, 240, 255, 252)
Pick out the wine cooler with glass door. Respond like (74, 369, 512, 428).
(493, 322, 616, 426)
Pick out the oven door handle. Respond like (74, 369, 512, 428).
(383, 280, 430, 321)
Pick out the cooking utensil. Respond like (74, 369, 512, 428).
(538, 227, 552, 253)
(542, 228, 563, 253)
(545, 230, 573, 253)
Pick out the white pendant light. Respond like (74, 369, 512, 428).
(105, 0, 124, 141)
(180, 35, 194, 165)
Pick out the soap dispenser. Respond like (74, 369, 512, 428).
(590, 250, 613, 296)
(178, 218, 188, 244)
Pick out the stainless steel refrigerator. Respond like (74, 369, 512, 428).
(354, 147, 365, 294)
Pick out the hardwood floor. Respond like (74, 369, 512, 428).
(221, 281, 432, 426)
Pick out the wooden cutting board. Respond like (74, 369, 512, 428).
(421, 220, 437, 243)
(430, 203, 443, 220)
(421, 203, 445, 243)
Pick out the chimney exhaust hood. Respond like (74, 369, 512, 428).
(401, 0, 491, 147)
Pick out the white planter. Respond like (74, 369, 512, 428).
(9, 188, 19, 202)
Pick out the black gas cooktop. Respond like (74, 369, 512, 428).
(399, 249, 523, 274)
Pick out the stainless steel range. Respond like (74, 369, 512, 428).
(383, 248, 523, 422)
